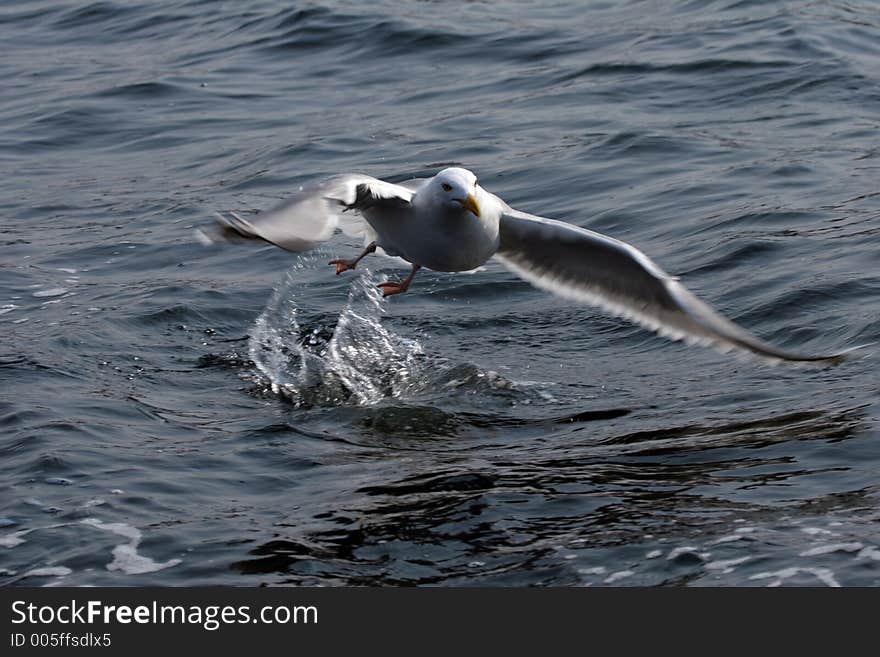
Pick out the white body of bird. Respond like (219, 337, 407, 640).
(364, 168, 501, 272)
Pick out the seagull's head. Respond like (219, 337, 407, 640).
(431, 167, 481, 218)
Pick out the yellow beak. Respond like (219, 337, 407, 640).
(455, 193, 481, 218)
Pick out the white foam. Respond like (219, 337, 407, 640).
(645, 550, 662, 559)
(799, 542, 863, 557)
(801, 526, 835, 536)
(750, 567, 840, 588)
(108, 544, 179, 575)
(0, 529, 31, 548)
(23, 566, 72, 578)
(667, 546, 700, 560)
(32, 287, 68, 298)
(604, 570, 634, 584)
(857, 546, 880, 561)
(711, 533, 744, 545)
(194, 228, 214, 247)
(578, 566, 606, 576)
(706, 556, 750, 574)
(81, 518, 181, 575)
(0, 522, 70, 549)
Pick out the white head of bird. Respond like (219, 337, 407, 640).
(425, 167, 482, 218)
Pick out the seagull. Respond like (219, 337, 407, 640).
(204, 166, 853, 365)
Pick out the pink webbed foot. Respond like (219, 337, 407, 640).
(328, 241, 378, 276)
(376, 264, 421, 298)
(328, 259, 357, 275)
(377, 281, 408, 298)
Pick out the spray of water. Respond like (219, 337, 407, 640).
(248, 264, 427, 407)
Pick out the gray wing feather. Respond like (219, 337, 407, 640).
(496, 206, 850, 365)
(209, 174, 414, 252)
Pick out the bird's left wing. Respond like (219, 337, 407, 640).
(495, 204, 851, 365)
(204, 174, 414, 252)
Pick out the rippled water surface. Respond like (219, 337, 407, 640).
(2, 0, 879, 586)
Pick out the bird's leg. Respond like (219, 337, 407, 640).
(328, 241, 377, 275)
(377, 264, 421, 298)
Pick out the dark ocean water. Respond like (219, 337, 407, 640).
(2, 0, 879, 586)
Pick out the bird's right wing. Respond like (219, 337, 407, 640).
(496, 205, 853, 365)
(203, 174, 415, 252)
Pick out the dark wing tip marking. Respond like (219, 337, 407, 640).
(342, 183, 412, 212)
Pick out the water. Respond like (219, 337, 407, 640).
(1, 0, 879, 587)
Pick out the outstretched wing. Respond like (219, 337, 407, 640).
(496, 205, 850, 365)
(205, 174, 414, 252)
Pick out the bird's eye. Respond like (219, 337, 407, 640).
(441, 183, 453, 192)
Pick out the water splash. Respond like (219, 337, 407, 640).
(248, 265, 427, 407)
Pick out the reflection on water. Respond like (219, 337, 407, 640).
(230, 405, 874, 585)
